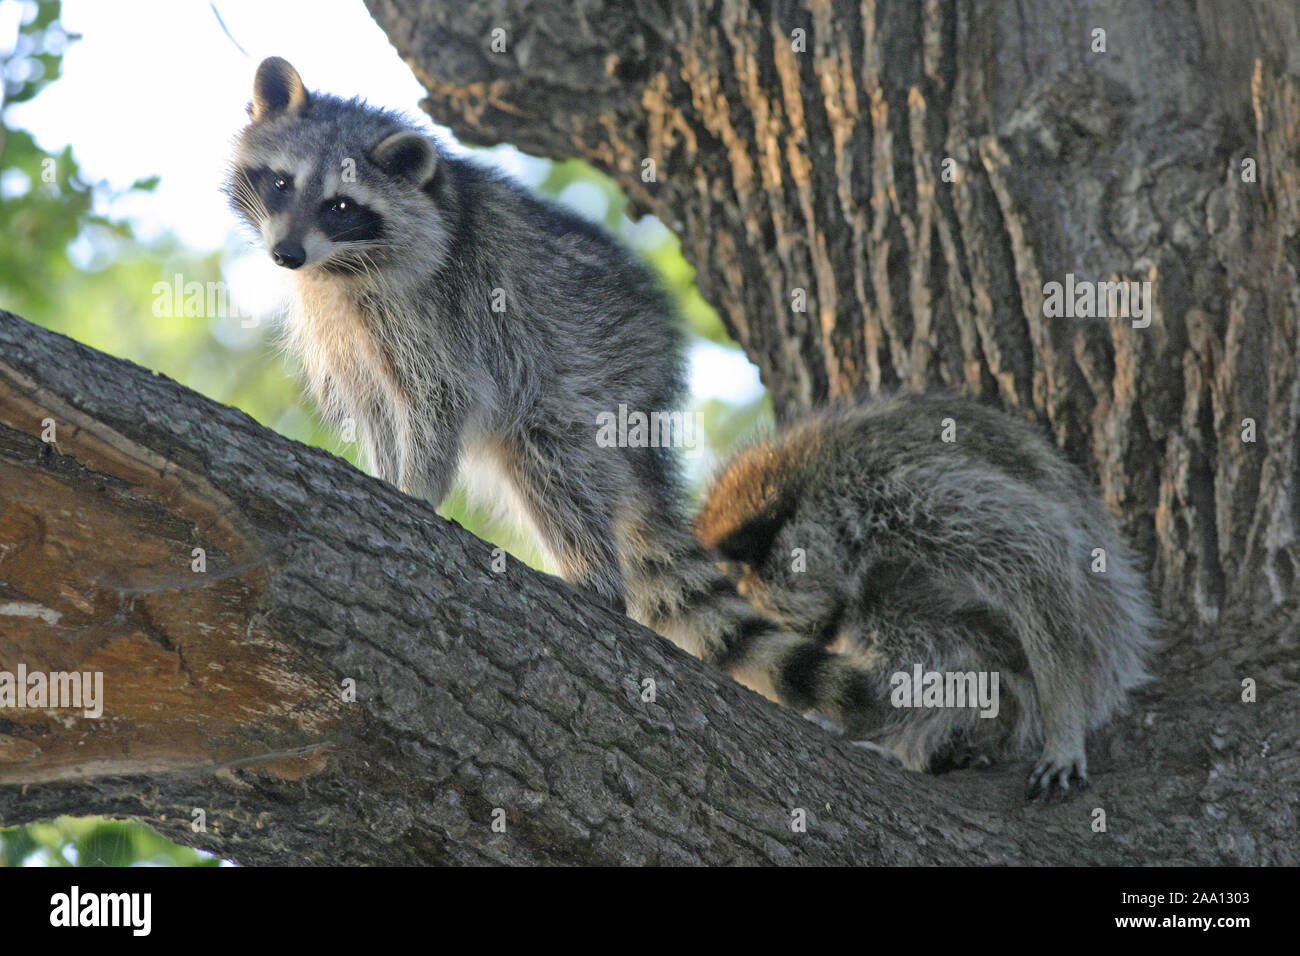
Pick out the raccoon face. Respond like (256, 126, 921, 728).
(227, 57, 446, 278)
(228, 164, 385, 271)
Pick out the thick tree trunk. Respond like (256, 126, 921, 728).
(0, 314, 1294, 866)
(366, 0, 1300, 626)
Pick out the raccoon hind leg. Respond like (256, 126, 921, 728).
(1020, 622, 1090, 800)
(1024, 696, 1089, 801)
(505, 431, 628, 614)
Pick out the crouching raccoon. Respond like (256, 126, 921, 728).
(694, 392, 1156, 799)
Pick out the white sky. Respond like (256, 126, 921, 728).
(2, 0, 762, 403)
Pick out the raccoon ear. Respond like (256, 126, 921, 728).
(250, 57, 308, 122)
(696, 498, 794, 566)
(371, 132, 438, 186)
(694, 452, 798, 567)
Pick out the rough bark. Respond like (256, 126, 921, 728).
(365, 0, 1300, 626)
(0, 312, 1295, 866)
(3, 0, 1298, 866)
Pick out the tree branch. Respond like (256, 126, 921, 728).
(0, 311, 1294, 864)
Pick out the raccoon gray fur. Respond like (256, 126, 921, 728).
(694, 392, 1156, 799)
(225, 56, 683, 609)
(227, 58, 892, 734)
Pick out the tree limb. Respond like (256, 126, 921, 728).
(0, 311, 1294, 864)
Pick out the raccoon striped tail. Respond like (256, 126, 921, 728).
(620, 520, 881, 727)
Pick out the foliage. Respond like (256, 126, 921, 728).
(0, 817, 220, 867)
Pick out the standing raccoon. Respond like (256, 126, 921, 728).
(695, 393, 1156, 798)
(225, 56, 680, 608)
(227, 58, 887, 731)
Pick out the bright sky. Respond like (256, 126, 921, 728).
(3, 0, 762, 403)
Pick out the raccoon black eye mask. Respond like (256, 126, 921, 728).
(317, 196, 384, 244)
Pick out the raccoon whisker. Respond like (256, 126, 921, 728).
(229, 176, 269, 222)
(350, 252, 385, 291)
(318, 242, 395, 272)
(330, 225, 390, 242)
(361, 255, 393, 294)
(361, 250, 399, 293)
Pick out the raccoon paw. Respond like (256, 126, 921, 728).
(929, 744, 996, 773)
(850, 740, 904, 767)
(1025, 754, 1088, 801)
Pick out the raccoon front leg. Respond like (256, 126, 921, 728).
(357, 403, 403, 486)
(397, 410, 467, 509)
(314, 377, 404, 487)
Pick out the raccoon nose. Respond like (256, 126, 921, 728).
(271, 240, 306, 269)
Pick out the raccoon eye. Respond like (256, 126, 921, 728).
(321, 197, 382, 243)
(273, 176, 291, 192)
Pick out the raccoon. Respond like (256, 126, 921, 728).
(226, 58, 891, 736)
(694, 392, 1157, 798)
(225, 56, 681, 608)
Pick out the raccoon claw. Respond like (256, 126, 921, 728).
(1025, 758, 1088, 801)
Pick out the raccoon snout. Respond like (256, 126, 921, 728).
(272, 240, 306, 270)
